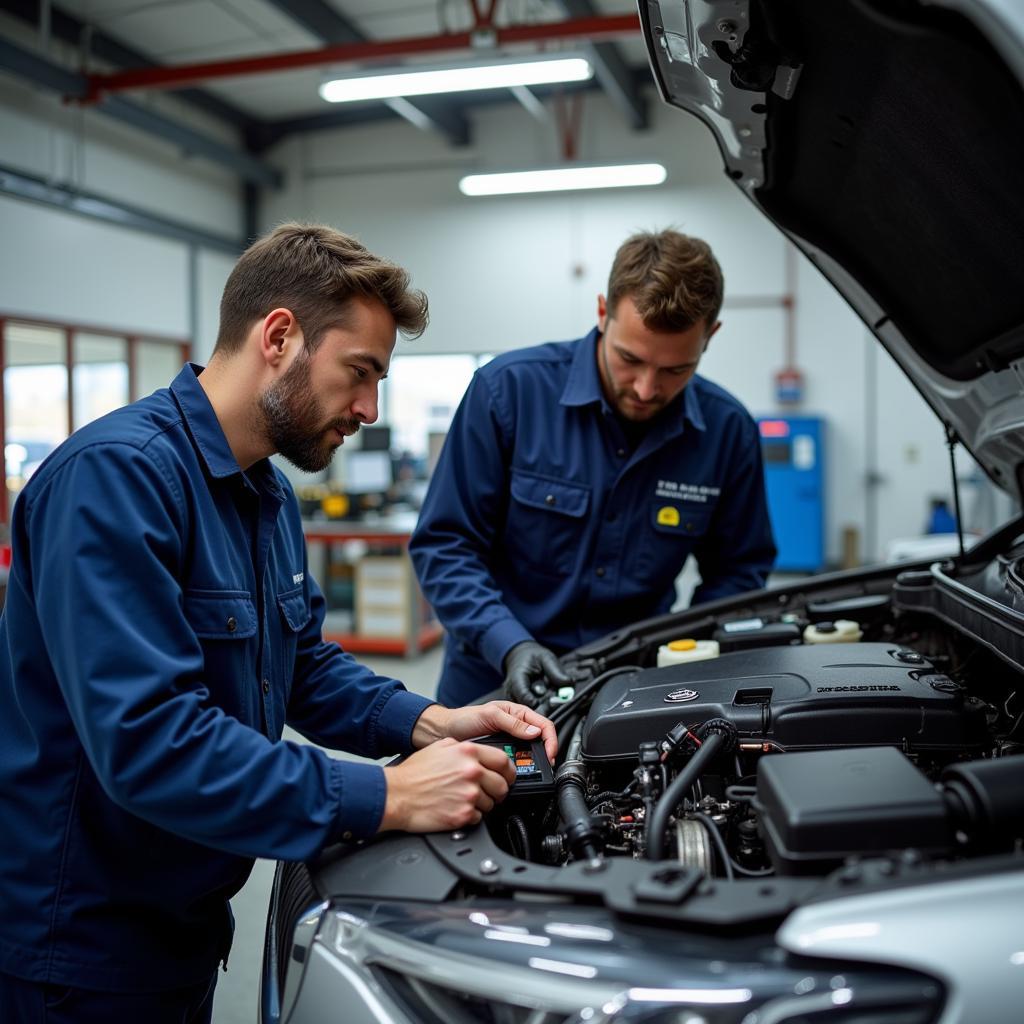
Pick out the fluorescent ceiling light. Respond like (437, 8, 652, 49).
(459, 163, 668, 196)
(319, 57, 592, 103)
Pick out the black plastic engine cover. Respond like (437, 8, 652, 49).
(581, 643, 989, 761)
(756, 746, 953, 875)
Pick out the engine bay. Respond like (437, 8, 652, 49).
(484, 569, 1024, 884)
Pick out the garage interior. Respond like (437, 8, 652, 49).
(0, 1, 1016, 1021)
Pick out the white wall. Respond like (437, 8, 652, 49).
(0, 195, 190, 336)
(0, 9, 242, 239)
(1, 59, 1009, 564)
(263, 92, 1002, 564)
(196, 250, 238, 364)
(0, 44, 242, 357)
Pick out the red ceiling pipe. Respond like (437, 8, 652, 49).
(83, 13, 640, 102)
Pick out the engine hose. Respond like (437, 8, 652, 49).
(941, 755, 1024, 845)
(646, 725, 734, 861)
(506, 815, 531, 861)
(556, 759, 603, 862)
(555, 711, 583, 764)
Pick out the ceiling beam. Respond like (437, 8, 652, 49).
(83, 14, 640, 97)
(261, 0, 469, 147)
(0, 38, 281, 187)
(0, 0, 255, 130)
(556, 0, 647, 129)
(0, 162, 243, 253)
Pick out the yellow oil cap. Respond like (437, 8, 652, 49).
(668, 639, 697, 651)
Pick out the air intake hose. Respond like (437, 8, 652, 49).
(941, 755, 1024, 848)
(647, 719, 737, 861)
(556, 759, 603, 862)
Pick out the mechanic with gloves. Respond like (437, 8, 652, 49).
(0, 224, 556, 1024)
(410, 229, 776, 707)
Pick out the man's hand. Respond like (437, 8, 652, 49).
(379, 738, 515, 833)
(502, 641, 572, 706)
(413, 701, 558, 764)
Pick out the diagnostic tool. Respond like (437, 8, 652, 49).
(473, 733, 555, 797)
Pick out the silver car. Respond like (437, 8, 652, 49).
(262, 2, 1024, 1021)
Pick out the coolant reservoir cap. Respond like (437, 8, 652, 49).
(668, 639, 698, 652)
(816, 621, 837, 633)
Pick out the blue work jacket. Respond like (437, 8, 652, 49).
(0, 364, 432, 992)
(410, 330, 776, 706)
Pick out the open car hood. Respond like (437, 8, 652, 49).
(641, 0, 1024, 499)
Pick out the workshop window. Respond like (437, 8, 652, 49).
(1, 316, 189, 523)
(385, 354, 490, 465)
(73, 334, 129, 431)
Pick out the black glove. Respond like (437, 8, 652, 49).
(502, 641, 573, 707)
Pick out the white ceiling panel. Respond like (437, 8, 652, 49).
(214, 0, 321, 45)
(101, 2, 272, 60)
(204, 67, 341, 119)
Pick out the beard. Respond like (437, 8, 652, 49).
(599, 337, 666, 422)
(612, 390, 666, 421)
(256, 351, 361, 473)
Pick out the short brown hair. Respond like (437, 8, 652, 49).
(214, 223, 428, 355)
(607, 229, 723, 333)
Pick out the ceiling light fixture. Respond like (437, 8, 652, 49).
(459, 163, 668, 196)
(319, 56, 593, 104)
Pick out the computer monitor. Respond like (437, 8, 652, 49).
(359, 425, 392, 451)
(345, 449, 393, 494)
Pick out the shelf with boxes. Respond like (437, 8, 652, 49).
(302, 514, 442, 657)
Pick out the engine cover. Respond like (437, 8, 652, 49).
(581, 643, 989, 761)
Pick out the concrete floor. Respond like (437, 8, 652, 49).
(211, 645, 444, 1024)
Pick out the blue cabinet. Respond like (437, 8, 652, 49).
(757, 416, 826, 573)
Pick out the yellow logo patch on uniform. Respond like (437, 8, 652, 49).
(657, 506, 681, 527)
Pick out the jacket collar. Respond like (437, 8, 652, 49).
(169, 363, 282, 495)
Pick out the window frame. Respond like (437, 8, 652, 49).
(0, 314, 190, 523)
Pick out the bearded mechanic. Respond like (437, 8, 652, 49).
(0, 223, 556, 1023)
(410, 229, 777, 707)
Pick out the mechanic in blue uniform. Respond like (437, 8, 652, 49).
(410, 230, 776, 707)
(0, 224, 556, 1024)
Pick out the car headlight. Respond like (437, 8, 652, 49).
(279, 904, 942, 1024)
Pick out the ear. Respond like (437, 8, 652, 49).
(596, 293, 609, 332)
(259, 308, 302, 369)
(703, 319, 722, 351)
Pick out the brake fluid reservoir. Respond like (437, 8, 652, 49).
(657, 638, 721, 667)
(803, 619, 863, 644)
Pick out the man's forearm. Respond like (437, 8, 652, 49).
(411, 703, 451, 748)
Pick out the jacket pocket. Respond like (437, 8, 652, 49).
(274, 586, 311, 701)
(183, 589, 257, 639)
(652, 503, 714, 537)
(634, 503, 716, 587)
(183, 588, 257, 725)
(506, 470, 590, 576)
(277, 586, 311, 633)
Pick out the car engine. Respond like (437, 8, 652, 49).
(489, 605, 1024, 880)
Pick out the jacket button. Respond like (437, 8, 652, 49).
(616, 448, 626, 457)
(596, 567, 606, 578)
(262, 678, 270, 695)
(342, 831, 353, 841)
(545, 494, 556, 506)
(226, 617, 237, 632)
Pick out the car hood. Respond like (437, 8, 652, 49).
(641, 0, 1024, 498)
